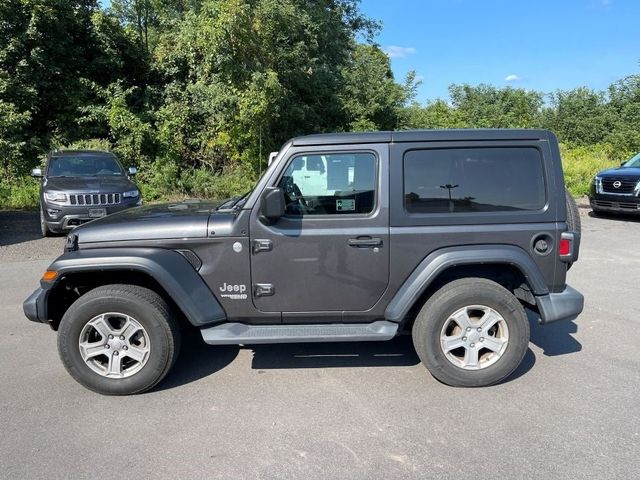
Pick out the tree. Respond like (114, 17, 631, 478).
(341, 44, 417, 131)
(540, 87, 609, 146)
(448, 84, 543, 128)
(0, 0, 145, 171)
(403, 99, 467, 129)
(152, 0, 380, 170)
(605, 74, 640, 154)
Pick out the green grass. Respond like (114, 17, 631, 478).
(560, 143, 623, 197)
(0, 177, 40, 209)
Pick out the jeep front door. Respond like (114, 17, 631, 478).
(249, 145, 389, 320)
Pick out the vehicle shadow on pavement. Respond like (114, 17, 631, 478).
(155, 331, 541, 390)
(588, 211, 640, 223)
(249, 335, 420, 370)
(0, 210, 48, 246)
(154, 310, 580, 391)
(153, 329, 239, 392)
(527, 311, 582, 357)
(252, 336, 537, 384)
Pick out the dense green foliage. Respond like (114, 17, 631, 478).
(1, 0, 639, 208)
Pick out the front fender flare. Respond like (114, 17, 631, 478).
(384, 245, 549, 323)
(46, 248, 226, 327)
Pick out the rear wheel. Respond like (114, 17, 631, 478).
(57, 284, 181, 395)
(412, 278, 529, 387)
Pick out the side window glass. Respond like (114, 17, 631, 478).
(278, 152, 376, 215)
(404, 147, 546, 213)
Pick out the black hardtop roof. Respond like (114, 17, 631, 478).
(49, 150, 115, 157)
(291, 129, 553, 146)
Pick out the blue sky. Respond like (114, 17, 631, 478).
(361, 0, 640, 103)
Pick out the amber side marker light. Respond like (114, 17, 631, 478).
(41, 271, 58, 282)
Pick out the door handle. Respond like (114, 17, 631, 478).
(348, 237, 382, 248)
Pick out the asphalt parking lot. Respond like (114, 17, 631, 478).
(0, 208, 639, 479)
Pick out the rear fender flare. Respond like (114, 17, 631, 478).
(384, 245, 549, 322)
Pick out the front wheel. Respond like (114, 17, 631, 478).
(412, 278, 529, 387)
(57, 284, 181, 395)
(40, 209, 52, 237)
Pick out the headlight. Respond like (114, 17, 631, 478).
(44, 192, 67, 202)
(594, 176, 603, 194)
(123, 190, 139, 198)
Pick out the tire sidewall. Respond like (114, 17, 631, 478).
(414, 280, 529, 387)
(40, 208, 50, 237)
(58, 292, 174, 395)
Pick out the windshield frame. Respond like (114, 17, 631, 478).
(46, 153, 125, 178)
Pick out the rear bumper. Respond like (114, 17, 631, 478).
(23, 287, 48, 324)
(535, 285, 584, 324)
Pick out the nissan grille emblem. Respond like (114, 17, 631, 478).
(613, 180, 622, 188)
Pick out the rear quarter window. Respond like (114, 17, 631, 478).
(404, 147, 546, 214)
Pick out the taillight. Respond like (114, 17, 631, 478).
(558, 238, 571, 256)
(558, 232, 575, 261)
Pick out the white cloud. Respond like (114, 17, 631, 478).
(385, 46, 417, 59)
(505, 74, 521, 82)
(414, 74, 425, 82)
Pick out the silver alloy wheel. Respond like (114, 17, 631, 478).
(78, 313, 151, 378)
(439, 305, 509, 370)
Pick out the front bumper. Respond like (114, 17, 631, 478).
(535, 285, 584, 324)
(43, 200, 140, 231)
(23, 287, 49, 324)
(589, 186, 640, 214)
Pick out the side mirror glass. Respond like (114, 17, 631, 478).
(128, 166, 138, 176)
(261, 187, 285, 221)
(31, 168, 43, 178)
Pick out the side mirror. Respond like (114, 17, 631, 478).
(128, 166, 138, 176)
(261, 187, 285, 222)
(31, 168, 43, 178)
(621, 161, 627, 167)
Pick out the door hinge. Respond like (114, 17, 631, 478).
(254, 284, 275, 297)
(252, 239, 273, 254)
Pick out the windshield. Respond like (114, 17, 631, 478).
(622, 152, 640, 168)
(48, 154, 124, 177)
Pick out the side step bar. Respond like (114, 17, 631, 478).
(200, 320, 399, 345)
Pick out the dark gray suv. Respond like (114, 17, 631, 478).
(24, 130, 584, 395)
(31, 150, 142, 236)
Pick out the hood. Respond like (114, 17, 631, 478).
(44, 176, 137, 193)
(73, 200, 229, 244)
(597, 167, 640, 179)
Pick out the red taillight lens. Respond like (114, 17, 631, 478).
(558, 238, 571, 256)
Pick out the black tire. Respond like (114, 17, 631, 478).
(565, 191, 581, 270)
(412, 278, 529, 387)
(57, 284, 181, 395)
(40, 208, 52, 237)
(565, 191, 581, 234)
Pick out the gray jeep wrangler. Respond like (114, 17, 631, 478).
(24, 129, 584, 395)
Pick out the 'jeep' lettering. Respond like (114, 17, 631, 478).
(220, 283, 247, 293)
